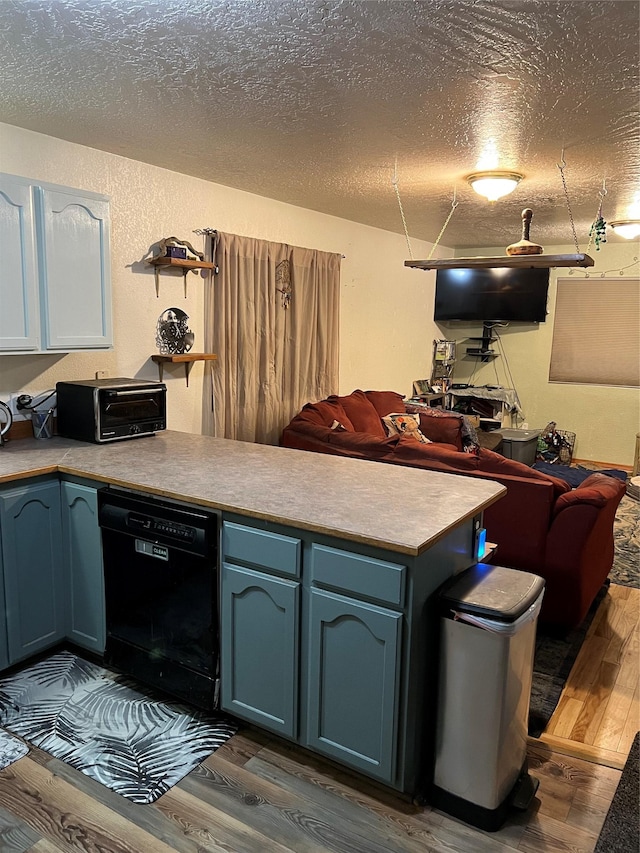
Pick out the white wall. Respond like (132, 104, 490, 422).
(449, 244, 640, 466)
(2, 122, 637, 466)
(0, 122, 443, 435)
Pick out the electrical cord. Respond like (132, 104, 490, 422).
(17, 389, 56, 411)
(491, 328, 523, 421)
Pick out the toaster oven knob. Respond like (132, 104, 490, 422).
(130, 424, 140, 434)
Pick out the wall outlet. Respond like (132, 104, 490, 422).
(8, 394, 28, 419)
(522, 422, 529, 430)
(9, 390, 57, 419)
(95, 370, 110, 379)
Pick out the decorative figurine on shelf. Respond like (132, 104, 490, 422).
(506, 208, 544, 256)
(156, 307, 194, 355)
(154, 236, 204, 262)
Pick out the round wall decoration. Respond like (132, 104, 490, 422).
(155, 307, 194, 355)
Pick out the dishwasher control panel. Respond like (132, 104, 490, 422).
(127, 512, 195, 543)
(98, 486, 218, 558)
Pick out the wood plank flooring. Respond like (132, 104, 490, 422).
(541, 584, 639, 768)
(0, 584, 637, 853)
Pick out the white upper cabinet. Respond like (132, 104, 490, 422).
(0, 173, 113, 353)
(0, 177, 39, 351)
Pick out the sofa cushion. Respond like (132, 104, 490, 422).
(477, 448, 571, 497)
(326, 429, 401, 458)
(296, 399, 355, 431)
(382, 413, 431, 443)
(392, 434, 481, 470)
(365, 390, 407, 419)
(334, 390, 386, 437)
(553, 471, 626, 516)
(414, 410, 464, 450)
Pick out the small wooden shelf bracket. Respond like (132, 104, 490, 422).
(147, 237, 216, 297)
(147, 257, 216, 297)
(151, 353, 218, 386)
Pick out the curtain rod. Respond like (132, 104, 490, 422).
(193, 228, 345, 258)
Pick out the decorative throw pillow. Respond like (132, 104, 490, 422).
(334, 390, 387, 437)
(382, 413, 432, 443)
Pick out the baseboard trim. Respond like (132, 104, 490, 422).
(531, 733, 626, 770)
(572, 457, 632, 472)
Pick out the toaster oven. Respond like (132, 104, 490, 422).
(56, 378, 166, 443)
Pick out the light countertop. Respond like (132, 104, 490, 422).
(0, 431, 505, 556)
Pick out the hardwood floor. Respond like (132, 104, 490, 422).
(541, 584, 639, 768)
(0, 585, 637, 853)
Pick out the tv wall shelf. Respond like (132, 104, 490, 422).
(151, 353, 217, 386)
(465, 323, 499, 362)
(465, 348, 498, 362)
(405, 253, 594, 271)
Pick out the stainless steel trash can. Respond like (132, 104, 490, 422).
(431, 563, 544, 831)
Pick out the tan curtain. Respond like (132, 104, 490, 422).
(203, 232, 340, 444)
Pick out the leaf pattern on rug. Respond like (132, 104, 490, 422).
(611, 494, 640, 588)
(0, 729, 28, 770)
(0, 651, 237, 803)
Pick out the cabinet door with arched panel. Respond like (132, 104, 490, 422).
(0, 174, 40, 351)
(220, 563, 300, 738)
(60, 481, 105, 653)
(38, 186, 113, 350)
(305, 587, 402, 783)
(0, 479, 65, 664)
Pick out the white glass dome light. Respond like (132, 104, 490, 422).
(466, 171, 524, 202)
(609, 220, 640, 240)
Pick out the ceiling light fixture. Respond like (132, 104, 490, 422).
(466, 171, 523, 202)
(609, 220, 640, 240)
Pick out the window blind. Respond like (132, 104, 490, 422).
(549, 278, 640, 387)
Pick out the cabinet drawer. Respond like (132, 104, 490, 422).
(310, 544, 405, 607)
(222, 522, 301, 577)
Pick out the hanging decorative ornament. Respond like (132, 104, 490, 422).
(587, 179, 607, 251)
(506, 208, 543, 256)
(275, 259, 292, 309)
(589, 216, 607, 250)
(155, 307, 194, 354)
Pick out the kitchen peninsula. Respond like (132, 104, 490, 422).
(0, 431, 505, 798)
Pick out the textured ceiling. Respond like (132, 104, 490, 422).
(0, 0, 638, 250)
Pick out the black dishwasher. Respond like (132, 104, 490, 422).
(98, 487, 220, 710)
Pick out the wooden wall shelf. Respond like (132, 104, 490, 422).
(147, 257, 216, 297)
(151, 353, 217, 386)
(405, 253, 594, 271)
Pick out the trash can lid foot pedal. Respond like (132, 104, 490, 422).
(510, 769, 539, 812)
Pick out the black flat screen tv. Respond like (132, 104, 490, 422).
(434, 267, 549, 322)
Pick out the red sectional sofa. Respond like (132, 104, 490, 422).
(281, 389, 626, 631)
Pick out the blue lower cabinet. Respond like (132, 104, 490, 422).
(305, 587, 402, 783)
(220, 563, 300, 738)
(0, 546, 7, 671)
(0, 480, 65, 663)
(60, 482, 105, 653)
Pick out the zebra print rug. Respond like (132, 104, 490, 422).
(0, 651, 237, 803)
